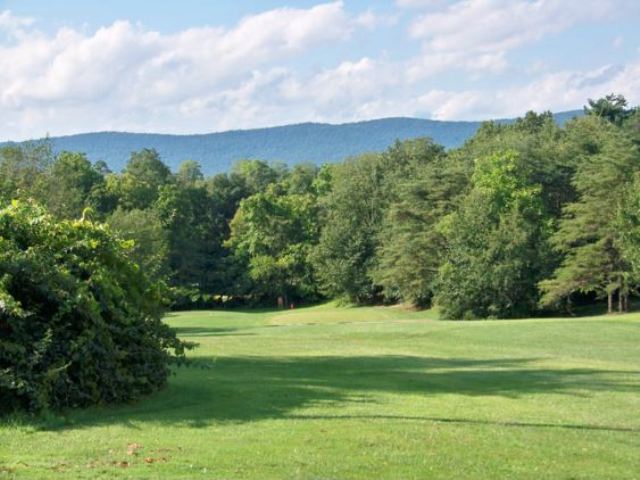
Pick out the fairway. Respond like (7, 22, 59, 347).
(1, 304, 639, 479)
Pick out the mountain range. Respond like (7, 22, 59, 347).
(4, 111, 582, 174)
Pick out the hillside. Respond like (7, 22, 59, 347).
(4, 111, 582, 174)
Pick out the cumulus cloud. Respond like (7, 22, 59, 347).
(181, 57, 640, 128)
(0, 2, 357, 138)
(415, 62, 640, 120)
(406, 0, 639, 78)
(395, 0, 445, 8)
(354, 10, 398, 29)
(0, 10, 34, 36)
(0, 1, 639, 140)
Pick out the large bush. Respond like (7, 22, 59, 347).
(0, 201, 188, 414)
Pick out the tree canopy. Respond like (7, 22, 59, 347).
(2, 94, 639, 318)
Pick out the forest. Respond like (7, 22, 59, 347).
(1, 94, 639, 321)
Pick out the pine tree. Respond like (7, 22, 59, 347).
(373, 154, 468, 306)
(539, 117, 640, 312)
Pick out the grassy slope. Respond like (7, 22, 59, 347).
(1, 304, 639, 479)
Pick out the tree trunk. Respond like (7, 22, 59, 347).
(565, 296, 573, 316)
(608, 292, 613, 314)
(618, 288, 623, 313)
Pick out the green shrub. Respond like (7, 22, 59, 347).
(0, 201, 189, 414)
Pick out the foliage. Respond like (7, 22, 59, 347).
(0, 141, 53, 203)
(1, 95, 639, 318)
(227, 185, 320, 303)
(311, 153, 387, 303)
(436, 151, 552, 319)
(107, 207, 169, 280)
(5, 116, 581, 174)
(373, 144, 461, 306)
(584, 93, 635, 126)
(539, 116, 640, 312)
(155, 182, 228, 293)
(0, 201, 188, 414)
(617, 174, 640, 274)
(115, 148, 173, 210)
(176, 160, 204, 186)
(45, 151, 105, 219)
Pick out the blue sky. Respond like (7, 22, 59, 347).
(0, 0, 639, 140)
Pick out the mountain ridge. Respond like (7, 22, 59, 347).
(3, 111, 583, 174)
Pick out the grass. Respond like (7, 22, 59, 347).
(1, 303, 639, 479)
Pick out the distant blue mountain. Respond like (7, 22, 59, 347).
(4, 111, 582, 174)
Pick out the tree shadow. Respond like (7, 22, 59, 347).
(35, 355, 638, 431)
(282, 415, 638, 433)
(171, 326, 256, 337)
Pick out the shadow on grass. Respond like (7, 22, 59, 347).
(165, 301, 333, 318)
(34, 355, 639, 432)
(283, 415, 638, 433)
(171, 326, 256, 337)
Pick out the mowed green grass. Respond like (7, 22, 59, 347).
(1, 304, 639, 479)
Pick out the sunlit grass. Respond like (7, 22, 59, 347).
(1, 304, 639, 479)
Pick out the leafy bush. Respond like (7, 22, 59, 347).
(0, 201, 189, 414)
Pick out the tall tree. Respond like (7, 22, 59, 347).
(311, 153, 387, 303)
(0, 141, 53, 203)
(154, 182, 225, 292)
(107, 207, 169, 280)
(313, 139, 446, 303)
(176, 160, 204, 186)
(539, 116, 640, 313)
(117, 149, 173, 210)
(45, 151, 104, 219)
(585, 94, 634, 126)
(373, 149, 464, 306)
(231, 159, 281, 194)
(436, 150, 551, 319)
(227, 186, 320, 303)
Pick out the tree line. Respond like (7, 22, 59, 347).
(2, 94, 639, 318)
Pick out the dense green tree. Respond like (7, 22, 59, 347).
(45, 151, 104, 219)
(284, 163, 319, 194)
(116, 149, 173, 210)
(436, 151, 551, 319)
(205, 172, 252, 221)
(155, 183, 224, 291)
(311, 153, 386, 303)
(3, 95, 639, 316)
(227, 186, 320, 303)
(373, 149, 464, 306)
(624, 108, 640, 147)
(539, 116, 640, 313)
(176, 160, 204, 186)
(313, 139, 447, 303)
(0, 201, 188, 413)
(613, 174, 640, 312)
(0, 141, 53, 203)
(459, 111, 570, 215)
(585, 93, 634, 126)
(231, 159, 281, 194)
(107, 208, 169, 280)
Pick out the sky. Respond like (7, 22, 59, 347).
(0, 0, 639, 140)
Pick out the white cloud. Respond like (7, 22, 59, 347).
(406, 0, 638, 78)
(0, 2, 358, 138)
(415, 62, 640, 120)
(176, 55, 640, 129)
(354, 10, 398, 29)
(395, 0, 444, 8)
(1, 1, 639, 140)
(0, 10, 34, 36)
